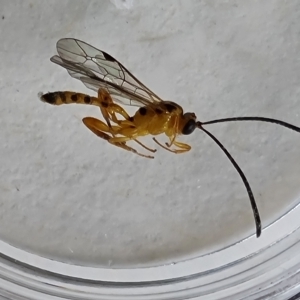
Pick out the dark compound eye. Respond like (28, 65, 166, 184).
(182, 119, 196, 135)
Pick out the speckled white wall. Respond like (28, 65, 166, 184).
(0, 0, 300, 268)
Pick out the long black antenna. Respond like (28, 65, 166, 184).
(202, 117, 300, 133)
(196, 122, 261, 237)
(198, 116, 300, 238)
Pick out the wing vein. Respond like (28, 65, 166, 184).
(51, 38, 162, 108)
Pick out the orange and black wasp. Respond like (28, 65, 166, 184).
(40, 38, 300, 238)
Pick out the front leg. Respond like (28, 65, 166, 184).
(153, 137, 191, 153)
(173, 140, 191, 153)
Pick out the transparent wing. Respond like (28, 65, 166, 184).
(50, 38, 163, 107)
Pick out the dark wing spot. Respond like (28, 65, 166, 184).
(139, 107, 147, 116)
(129, 116, 134, 122)
(155, 108, 163, 114)
(165, 103, 176, 113)
(90, 75, 99, 81)
(71, 94, 78, 102)
(103, 52, 115, 62)
(42, 92, 57, 104)
(84, 96, 91, 104)
(101, 101, 108, 108)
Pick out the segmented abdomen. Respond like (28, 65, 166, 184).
(39, 91, 98, 106)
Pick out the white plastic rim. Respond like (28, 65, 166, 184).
(0, 200, 300, 300)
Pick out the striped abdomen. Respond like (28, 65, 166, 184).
(39, 91, 99, 106)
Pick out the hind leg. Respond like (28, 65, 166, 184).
(97, 89, 131, 128)
(82, 117, 120, 142)
(82, 117, 154, 159)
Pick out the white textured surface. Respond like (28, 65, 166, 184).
(0, 0, 300, 268)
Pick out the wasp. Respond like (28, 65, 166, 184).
(40, 38, 300, 238)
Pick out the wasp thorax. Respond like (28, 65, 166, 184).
(182, 113, 197, 135)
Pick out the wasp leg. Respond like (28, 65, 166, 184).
(173, 140, 191, 153)
(82, 117, 120, 141)
(97, 89, 131, 127)
(83, 117, 154, 159)
(109, 126, 156, 158)
(97, 89, 114, 128)
(166, 136, 176, 148)
(153, 138, 175, 152)
(165, 116, 179, 148)
(153, 138, 191, 153)
(117, 124, 157, 152)
(134, 139, 157, 153)
(109, 138, 155, 158)
(107, 104, 131, 124)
